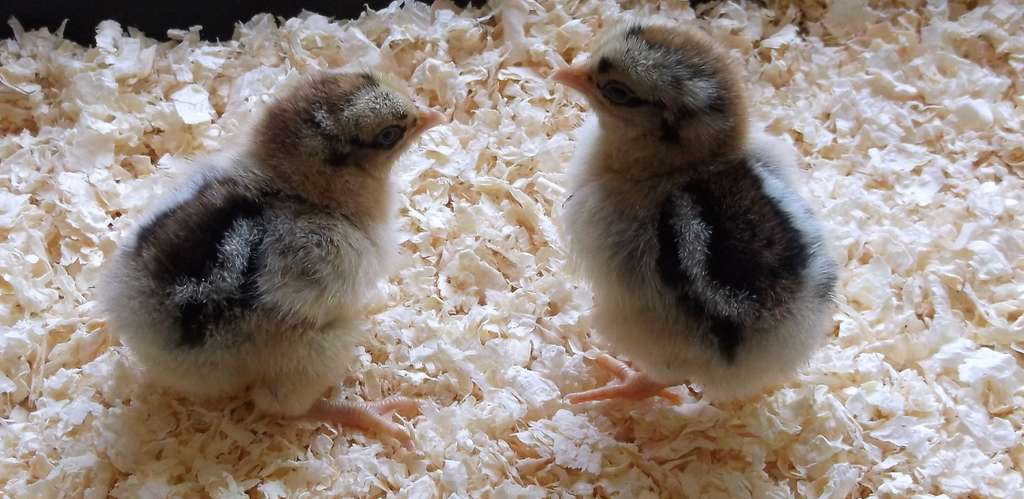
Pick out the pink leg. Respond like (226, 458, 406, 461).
(565, 354, 682, 404)
(304, 396, 420, 448)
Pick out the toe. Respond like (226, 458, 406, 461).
(593, 353, 633, 380)
(371, 396, 420, 417)
(566, 374, 680, 404)
(622, 373, 674, 400)
(308, 400, 415, 448)
(565, 384, 632, 404)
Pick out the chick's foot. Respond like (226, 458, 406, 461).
(565, 354, 682, 404)
(306, 396, 420, 448)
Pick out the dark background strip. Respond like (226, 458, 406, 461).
(3, 0, 486, 46)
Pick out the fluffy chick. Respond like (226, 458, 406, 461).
(553, 23, 838, 403)
(99, 71, 445, 445)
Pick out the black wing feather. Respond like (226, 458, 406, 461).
(656, 161, 808, 361)
(134, 179, 267, 347)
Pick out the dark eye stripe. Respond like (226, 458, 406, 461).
(612, 95, 647, 107)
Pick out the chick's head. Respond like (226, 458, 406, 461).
(253, 71, 444, 190)
(555, 23, 747, 161)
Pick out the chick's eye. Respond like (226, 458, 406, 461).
(599, 81, 637, 106)
(373, 125, 405, 148)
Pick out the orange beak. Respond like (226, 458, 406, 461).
(414, 107, 446, 134)
(552, 66, 593, 97)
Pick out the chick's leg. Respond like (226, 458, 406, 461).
(565, 354, 682, 404)
(305, 396, 420, 448)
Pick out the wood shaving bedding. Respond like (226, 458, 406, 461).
(1, 0, 1022, 497)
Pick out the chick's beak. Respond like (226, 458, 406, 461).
(415, 107, 446, 134)
(552, 66, 593, 97)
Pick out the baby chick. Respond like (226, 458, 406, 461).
(99, 71, 445, 445)
(553, 23, 838, 403)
